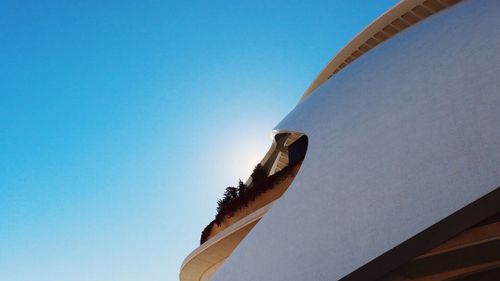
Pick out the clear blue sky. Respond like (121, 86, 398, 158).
(0, 1, 397, 280)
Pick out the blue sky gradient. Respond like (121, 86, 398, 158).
(0, 1, 397, 280)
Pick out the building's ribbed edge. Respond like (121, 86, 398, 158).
(301, 0, 462, 102)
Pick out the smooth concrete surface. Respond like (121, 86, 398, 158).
(214, 1, 500, 280)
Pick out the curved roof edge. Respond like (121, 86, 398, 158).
(301, 0, 462, 101)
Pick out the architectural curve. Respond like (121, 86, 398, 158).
(180, 203, 273, 281)
(180, 0, 500, 280)
(180, 132, 307, 281)
(301, 0, 461, 101)
(213, 0, 500, 280)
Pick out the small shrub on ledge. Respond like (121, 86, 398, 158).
(200, 161, 301, 244)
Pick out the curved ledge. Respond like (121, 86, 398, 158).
(301, 0, 461, 101)
(179, 202, 275, 281)
(200, 159, 301, 244)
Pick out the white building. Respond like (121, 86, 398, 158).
(181, 1, 500, 280)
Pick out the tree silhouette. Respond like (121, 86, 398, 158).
(224, 186, 238, 200)
(237, 179, 247, 196)
(215, 186, 238, 224)
(251, 164, 267, 185)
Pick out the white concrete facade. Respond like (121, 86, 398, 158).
(213, 1, 500, 280)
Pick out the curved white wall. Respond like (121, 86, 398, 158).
(213, 1, 500, 280)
